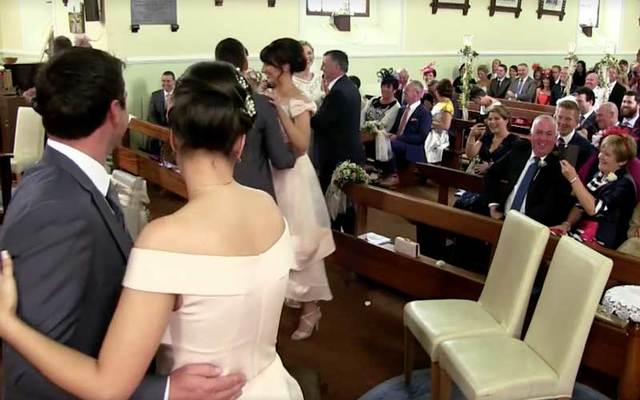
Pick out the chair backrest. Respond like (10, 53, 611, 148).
(524, 236, 612, 394)
(478, 210, 549, 337)
(13, 106, 45, 169)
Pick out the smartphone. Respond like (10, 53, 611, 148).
(559, 144, 579, 167)
(475, 113, 488, 124)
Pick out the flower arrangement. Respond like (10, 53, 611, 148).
(362, 120, 383, 134)
(325, 161, 370, 220)
(606, 172, 618, 182)
(458, 41, 479, 110)
(597, 53, 620, 103)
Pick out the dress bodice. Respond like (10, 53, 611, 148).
(293, 73, 324, 107)
(122, 224, 303, 399)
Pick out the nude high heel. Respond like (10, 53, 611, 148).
(291, 308, 321, 340)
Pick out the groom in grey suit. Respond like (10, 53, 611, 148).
(215, 37, 295, 199)
(0, 48, 244, 399)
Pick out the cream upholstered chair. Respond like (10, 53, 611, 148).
(11, 107, 45, 176)
(403, 211, 549, 392)
(436, 236, 613, 400)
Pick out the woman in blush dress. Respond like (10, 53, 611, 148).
(536, 75, 552, 105)
(0, 62, 303, 399)
(261, 38, 335, 341)
(293, 40, 324, 107)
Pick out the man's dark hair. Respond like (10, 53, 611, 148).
(52, 36, 72, 55)
(349, 75, 361, 89)
(34, 47, 126, 140)
(162, 71, 176, 80)
(470, 86, 487, 100)
(324, 50, 349, 73)
(214, 38, 248, 69)
(624, 90, 640, 103)
(575, 86, 595, 105)
(498, 64, 508, 72)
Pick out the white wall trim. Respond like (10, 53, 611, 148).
(123, 50, 636, 65)
(0, 49, 42, 57)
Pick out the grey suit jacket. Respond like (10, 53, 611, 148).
(0, 147, 166, 399)
(234, 93, 295, 199)
(508, 76, 537, 103)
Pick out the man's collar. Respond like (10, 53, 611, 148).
(582, 108, 595, 120)
(47, 139, 110, 196)
(328, 74, 345, 91)
(558, 129, 576, 144)
(622, 112, 639, 127)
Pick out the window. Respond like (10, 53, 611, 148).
(306, 0, 370, 16)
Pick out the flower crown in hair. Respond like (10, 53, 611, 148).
(377, 67, 397, 82)
(532, 63, 542, 72)
(420, 62, 436, 75)
(234, 69, 257, 118)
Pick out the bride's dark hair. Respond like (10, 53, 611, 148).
(260, 38, 306, 73)
(169, 61, 256, 155)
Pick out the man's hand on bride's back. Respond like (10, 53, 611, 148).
(169, 363, 246, 400)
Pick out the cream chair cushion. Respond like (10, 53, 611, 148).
(11, 107, 45, 174)
(438, 236, 613, 400)
(404, 211, 549, 361)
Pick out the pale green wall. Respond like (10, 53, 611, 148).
(1, 0, 639, 118)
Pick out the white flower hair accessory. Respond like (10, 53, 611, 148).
(234, 70, 257, 118)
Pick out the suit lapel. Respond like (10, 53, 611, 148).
(42, 147, 133, 258)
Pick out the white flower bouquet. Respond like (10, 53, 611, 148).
(325, 161, 370, 220)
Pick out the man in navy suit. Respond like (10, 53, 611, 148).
(575, 86, 599, 140)
(620, 91, 640, 139)
(379, 80, 431, 187)
(555, 99, 595, 170)
(311, 49, 364, 233)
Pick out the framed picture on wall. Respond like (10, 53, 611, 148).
(489, 0, 523, 18)
(68, 4, 86, 34)
(430, 0, 470, 16)
(537, 0, 567, 20)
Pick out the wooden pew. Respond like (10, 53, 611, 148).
(330, 184, 640, 400)
(500, 99, 556, 114)
(113, 118, 187, 198)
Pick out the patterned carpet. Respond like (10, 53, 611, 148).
(358, 368, 611, 400)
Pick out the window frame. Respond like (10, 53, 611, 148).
(305, 0, 370, 17)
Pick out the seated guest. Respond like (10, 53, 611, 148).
(487, 64, 510, 98)
(619, 90, 640, 138)
(585, 72, 605, 108)
(453, 64, 475, 94)
(465, 105, 519, 175)
(421, 63, 437, 89)
(535, 75, 552, 105)
(629, 64, 640, 92)
(551, 133, 637, 249)
(476, 64, 491, 92)
(148, 71, 175, 127)
(394, 68, 409, 104)
(379, 80, 431, 187)
(424, 79, 454, 163)
(470, 87, 500, 115)
(607, 66, 627, 110)
(533, 67, 543, 88)
(506, 63, 536, 102)
(593, 102, 620, 146)
(550, 67, 574, 106)
(490, 58, 501, 79)
(508, 65, 518, 80)
(421, 79, 438, 111)
(575, 86, 599, 140)
(485, 115, 574, 226)
(619, 59, 630, 88)
(555, 99, 595, 169)
(361, 68, 400, 132)
(573, 60, 587, 88)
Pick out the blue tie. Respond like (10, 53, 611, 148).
(510, 158, 539, 212)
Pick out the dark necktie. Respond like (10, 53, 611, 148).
(557, 137, 567, 150)
(511, 158, 540, 212)
(579, 114, 585, 125)
(106, 183, 126, 229)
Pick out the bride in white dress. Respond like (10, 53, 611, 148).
(0, 62, 303, 399)
(261, 38, 335, 341)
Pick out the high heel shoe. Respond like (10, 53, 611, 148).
(291, 308, 321, 340)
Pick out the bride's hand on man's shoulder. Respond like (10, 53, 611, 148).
(0, 250, 18, 334)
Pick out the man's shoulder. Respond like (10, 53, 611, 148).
(150, 89, 163, 98)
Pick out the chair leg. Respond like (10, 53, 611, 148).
(437, 366, 452, 400)
(404, 326, 416, 385)
(431, 362, 440, 399)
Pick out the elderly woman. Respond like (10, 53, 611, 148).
(361, 68, 401, 132)
(551, 134, 637, 249)
(465, 104, 519, 175)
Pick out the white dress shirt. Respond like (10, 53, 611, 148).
(557, 130, 576, 147)
(47, 139, 171, 398)
(622, 113, 639, 129)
